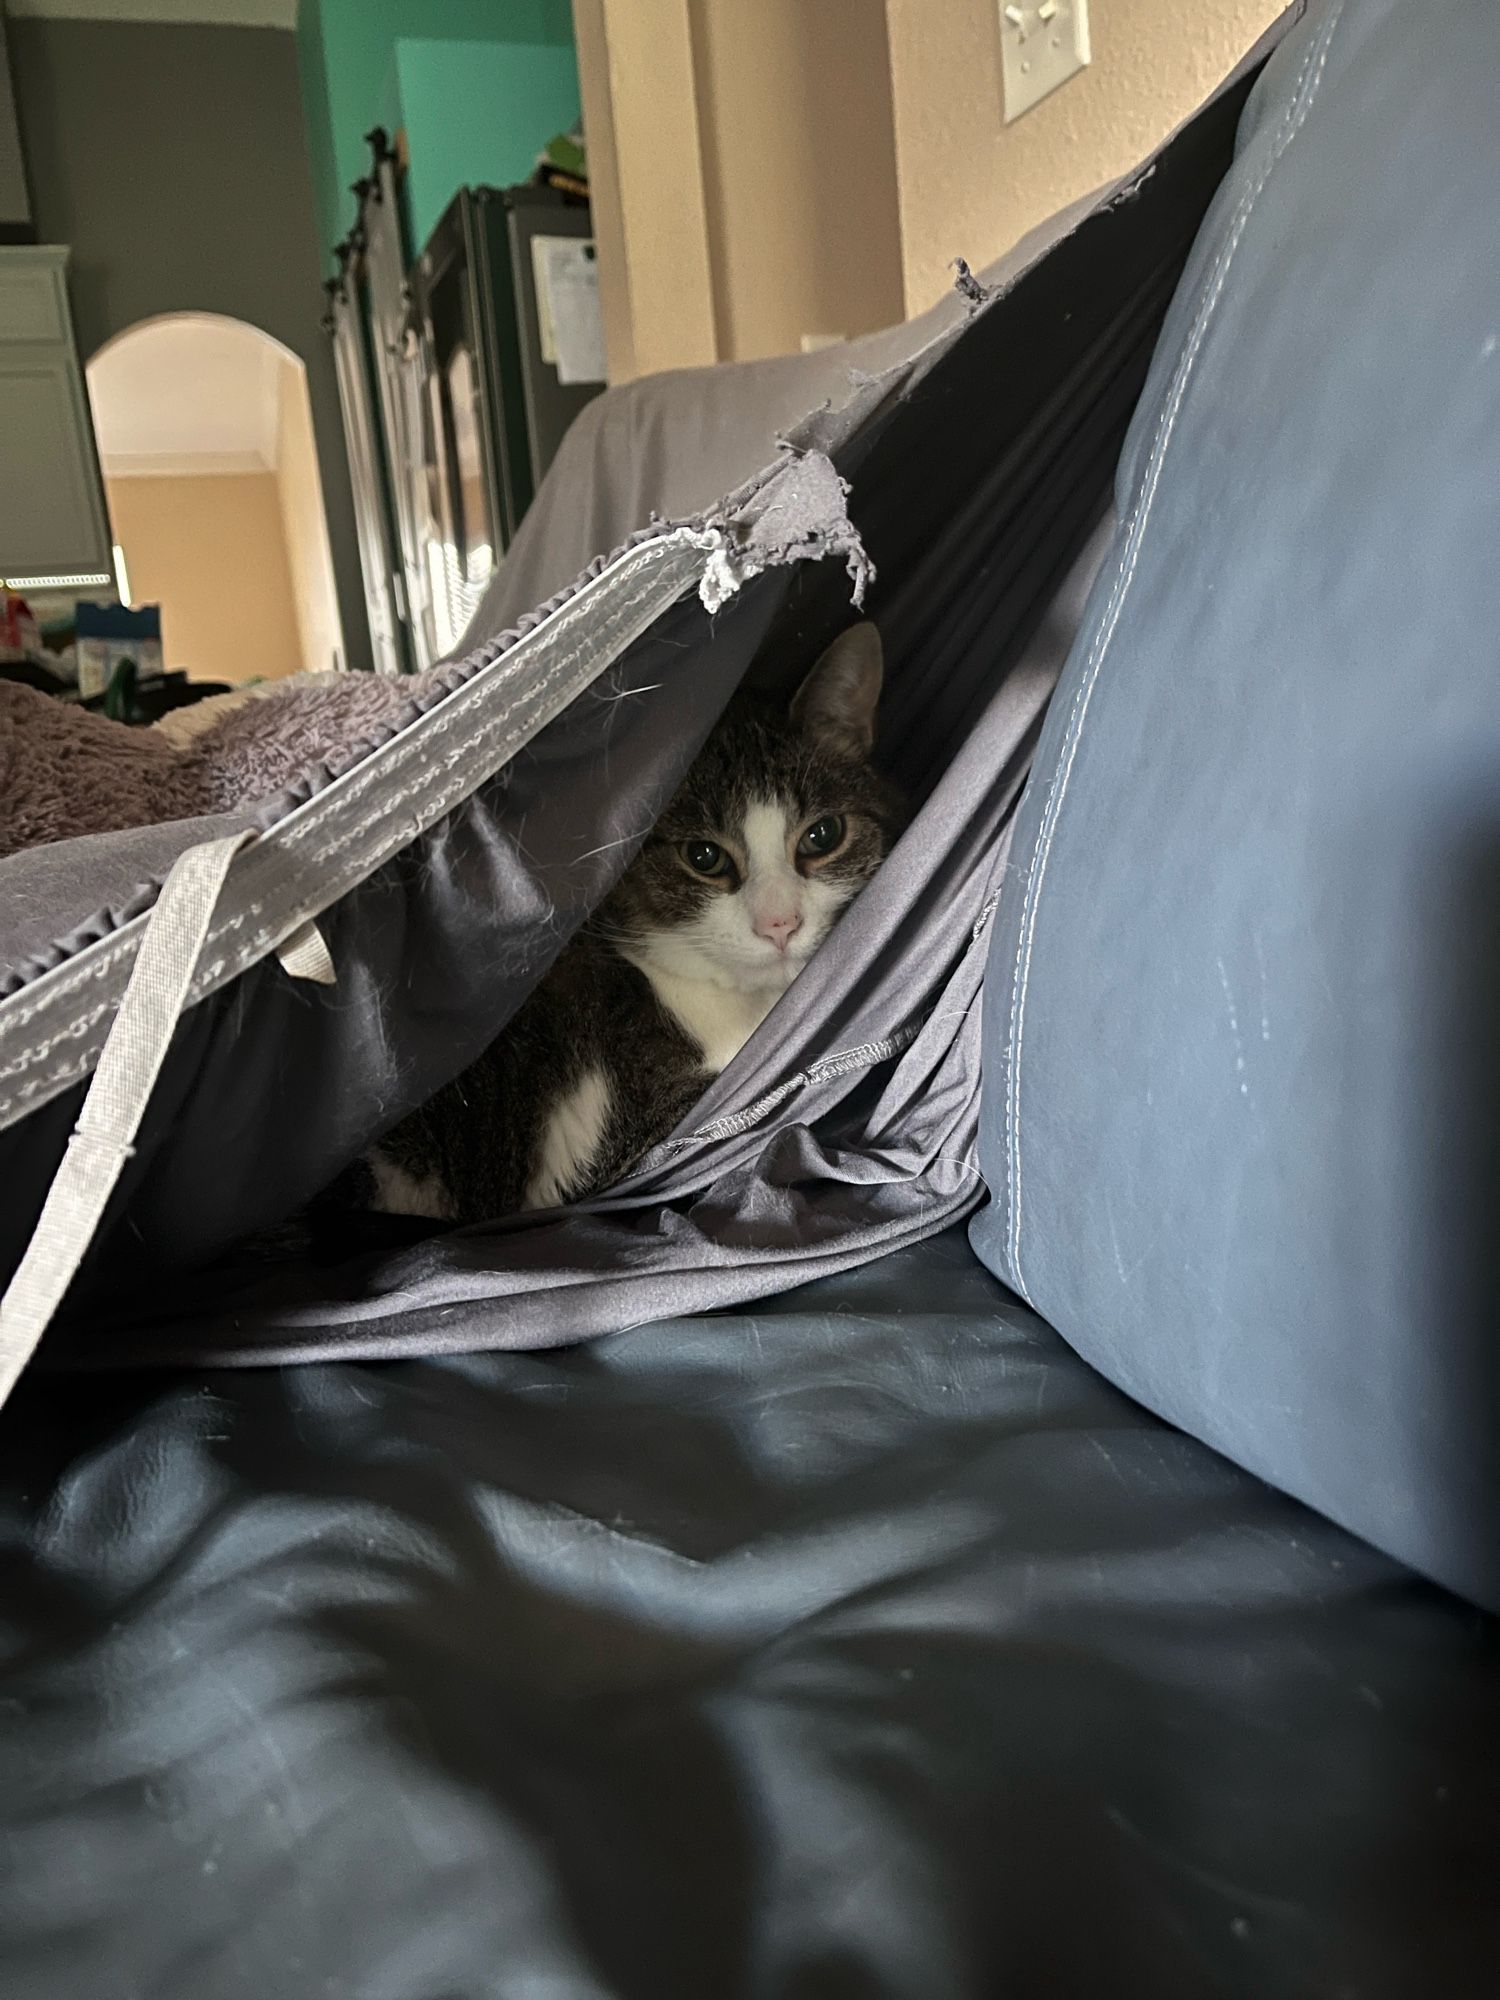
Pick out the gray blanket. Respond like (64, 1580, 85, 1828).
(0, 672, 446, 864)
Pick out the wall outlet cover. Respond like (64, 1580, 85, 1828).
(1000, 0, 1090, 125)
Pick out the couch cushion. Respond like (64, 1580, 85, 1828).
(974, 0, 1500, 1606)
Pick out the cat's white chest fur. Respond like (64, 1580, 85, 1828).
(366, 1149, 453, 1220)
(636, 963, 782, 1075)
(527, 1066, 612, 1209)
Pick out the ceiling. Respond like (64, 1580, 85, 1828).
(3, 3, 299, 28)
(87, 314, 293, 478)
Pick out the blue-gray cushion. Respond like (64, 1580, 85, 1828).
(974, 0, 1500, 1608)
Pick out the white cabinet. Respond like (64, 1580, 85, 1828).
(0, 246, 113, 588)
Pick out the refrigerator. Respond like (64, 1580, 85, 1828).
(327, 145, 607, 672)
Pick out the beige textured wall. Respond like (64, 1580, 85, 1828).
(688, 0, 904, 362)
(105, 472, 303, 683)
(573, 0, 904, 378)
(573, 0, 718, 382)
(574, 0, 1284, 376)
(885, 0, 1286, 316)
(569, 0, 640, 381)
(275, 357, 344, 675)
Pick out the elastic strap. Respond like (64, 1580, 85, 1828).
(275, 917, 337, 985)
(0, 830, 252, 1412)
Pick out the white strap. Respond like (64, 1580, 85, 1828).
(0, 829, 252, 1412)
(274, 917, 337, 985)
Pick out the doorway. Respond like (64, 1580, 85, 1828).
(87, 314, 344, 684)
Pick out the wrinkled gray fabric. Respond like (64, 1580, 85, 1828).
(91, 524, 1110, 1366)
(0, 583, 778, 1289)
(5, 1224, 1498, 2000)
(974, 0, 1500, 1610)
(3, 19, 1273, 1360)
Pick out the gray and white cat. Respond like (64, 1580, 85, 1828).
(359, 621, 900, 1225)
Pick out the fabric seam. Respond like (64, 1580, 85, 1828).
(1002, 2, 1345, 1295)
(657, 1025, 924, 1154)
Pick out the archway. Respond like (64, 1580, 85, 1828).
(86, 314, 344, 684)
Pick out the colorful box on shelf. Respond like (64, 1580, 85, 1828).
(74, 602, 164, 701)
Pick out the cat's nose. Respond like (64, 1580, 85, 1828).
(755, 909, 804, 952)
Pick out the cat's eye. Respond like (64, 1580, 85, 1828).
(681, 839, 731, 878)
(797, 815, 846, 859)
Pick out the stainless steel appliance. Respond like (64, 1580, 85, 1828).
(326, 135, 605, 670)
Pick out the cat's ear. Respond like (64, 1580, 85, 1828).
(790, 622, 883, 760)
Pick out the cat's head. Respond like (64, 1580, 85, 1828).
(600, 622, 902, 996)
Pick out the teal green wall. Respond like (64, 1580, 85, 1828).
(296, 0, 339, 258)
(394, 36, 580, 252)
(298, 0, 576, 266)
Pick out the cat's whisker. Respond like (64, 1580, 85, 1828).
(597, 682, 663, 702)
(573, 830, 651, 863)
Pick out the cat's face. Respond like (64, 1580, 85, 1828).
(601, 622, 901, 996)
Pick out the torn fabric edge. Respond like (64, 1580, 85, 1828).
(950, 257, 994, 311)
(697, 449, 873, 614)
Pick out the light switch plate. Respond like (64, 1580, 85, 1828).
(1000, 0, 1091, 124)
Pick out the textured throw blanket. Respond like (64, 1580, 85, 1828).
(0, 671, 445, 864)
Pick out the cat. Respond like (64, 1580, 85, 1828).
(357, 620, 901, 1226)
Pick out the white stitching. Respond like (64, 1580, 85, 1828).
(1005, 8, 1341, 1282)
(285, 567, 675, 884)
(298, 660, 571, 868)
(668, 1025, 925, 1151)
(278, 552, 675, 847)
(1, 936, 139, 1036)
(0, 906, 268, 1091)
(1003, 4, 1345, 1292)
